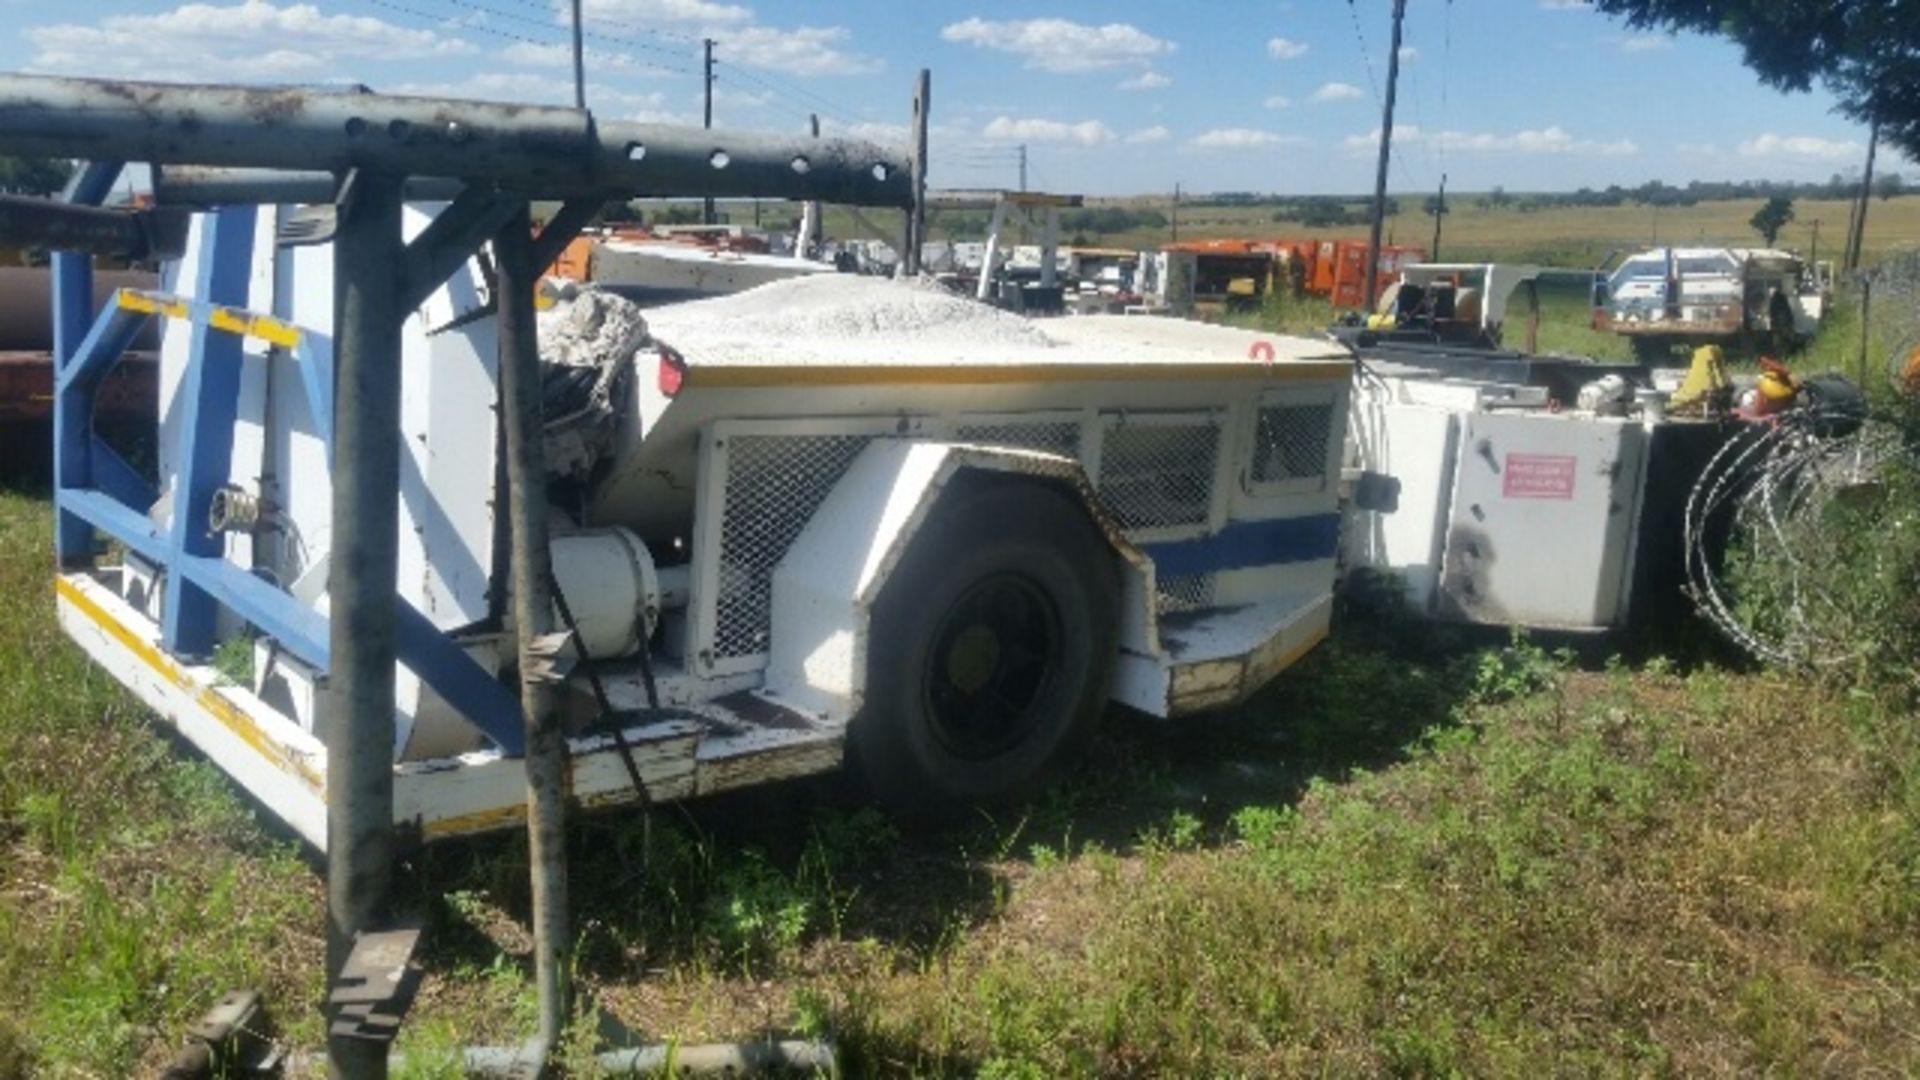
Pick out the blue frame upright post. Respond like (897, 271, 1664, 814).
(52, 160, 124, 565)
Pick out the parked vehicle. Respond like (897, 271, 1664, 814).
(54, 206, 1355, 843)
(1592, 246, 1831, 360)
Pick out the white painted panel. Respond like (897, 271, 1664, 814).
(1441, 412, 1649, 628)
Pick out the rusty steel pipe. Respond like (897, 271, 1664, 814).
(0, 74, 911, 206)
(494, 204, 572, 1053)
(154, 168, 466, 206)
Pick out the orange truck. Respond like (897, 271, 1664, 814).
(1151, 237, 1423, 313)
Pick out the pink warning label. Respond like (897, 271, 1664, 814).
(1502, 453, 1577, 500)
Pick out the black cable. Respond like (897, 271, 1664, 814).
(548, 569, 653, 805)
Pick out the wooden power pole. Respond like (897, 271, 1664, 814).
(702, 38, 716, 226)
(1429, 172, 1447, 261)
(905, 68, 930, 276)
(1363, 0, 1409, 309)
(1846, 116, 1880, 271)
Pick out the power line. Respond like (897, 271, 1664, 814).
(353, 0, 691, 79)
(1344, 0, 1384, 108)
(711, 60, 861, 130)
(422, 0, 698, 73)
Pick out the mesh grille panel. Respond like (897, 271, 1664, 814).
(715, 434, 873, 659)
(1252, 402, 1334, 485)
(1097, 419, 1220, 530)
(1156, 572, 1216, 614)
(956, 421, 1082, 458)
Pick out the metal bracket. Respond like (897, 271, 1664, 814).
(328, 925, 425, 1044)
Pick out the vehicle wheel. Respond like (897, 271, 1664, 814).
(850, 479, 1119, 820)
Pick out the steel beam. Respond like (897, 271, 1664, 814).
(495, 204, 571, 1055)
(0, 75, 910, 206)
(325, 170, 406, 1080)
(0, 195, 188, 260)
(156, 168, 466, 206)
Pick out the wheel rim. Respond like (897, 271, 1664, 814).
(920, 572, 1064, 762)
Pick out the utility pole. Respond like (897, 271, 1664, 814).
(1018, 144, 1027, 193)
(1846, 116, 1879, 271)
(1810, 218, 1820, 265)
(797, 113, 820, 258)
(569, 0, 585, 109)
(1363, 0, 1409, 310)
(702, 38, 716, 226)
(905, 68, 930, 276)
(1171, 182, 1180, 243)
(1429, 171, 1446, 261)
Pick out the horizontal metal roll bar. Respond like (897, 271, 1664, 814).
(0, 75, 912, 206)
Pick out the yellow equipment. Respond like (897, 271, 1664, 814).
(1671, 344, 1732, 412)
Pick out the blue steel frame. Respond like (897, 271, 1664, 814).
(53, 173, 526, 756)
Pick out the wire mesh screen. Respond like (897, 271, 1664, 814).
(956, 420, 1083, 458)
(1096, 419, 1220, 530)
(1155, 572, 1216, 615)
(714, 434, 873, 660)
(1252, 402, 1334, 485)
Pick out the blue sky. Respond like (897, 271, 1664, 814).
(4, 0, 1900, 195)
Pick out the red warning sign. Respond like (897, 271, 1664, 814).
(1502, 453, 1577, 500)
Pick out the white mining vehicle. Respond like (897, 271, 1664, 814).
(55, 206, 1354, 845)
(1593, 246, 1831, 360)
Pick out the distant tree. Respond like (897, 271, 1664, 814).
(1423, 192, 1450, 218)
(1750, 195, 1796, 245)
(1591, 1, 1920, 162)
(1876, 172, 1905, 200)
(650, 204, 705, 226)
(0, 155, 75, 196)
(1484, 185, 1512, 210)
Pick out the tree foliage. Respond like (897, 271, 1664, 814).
(1590, 1, 1918, 159)
(1750, 195, 1796, 244)
(0, 156, 74, 196)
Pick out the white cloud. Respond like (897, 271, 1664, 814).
(1189, 128, 1307, 150)
(580, 0, 752, 27)
(941, 17, 1174, 73)
(1398, 46, 1418, 62)
(1125, 125, 1171, 144)
(395, 72, 680, 121)
(1263, 95, 1292, 110)
(1119, 71, 1172, 91)
(1739, 133, 1863, 161)
(718, 24, 882, 76)
(1539, 0, 1590, 9)
(1345, 124, 1638, 157)
(982, 116, 1116, 146)
(25, 0, 474, 80)
(1311, 81, 1365, 103)
(1616, 34, 1672, 52)
(1266, 37, 1309, 60)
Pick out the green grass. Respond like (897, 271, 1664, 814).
(814, 193, 1920, 271)
(0, 486, 324, 1076)
(2, 429, 1917, 1073)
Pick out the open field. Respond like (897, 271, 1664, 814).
(815, 193, 1920, 271)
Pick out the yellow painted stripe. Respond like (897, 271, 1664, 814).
(685, 359, 1353, 390)
(116, 292, 189, 321)
(118, 291, 303, 349)
(54, 576, 325, 794)
(421, 803, 526, 840)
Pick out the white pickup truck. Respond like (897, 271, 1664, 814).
(55, 206, 1354, 844)
(1593, 246, 1830, 360)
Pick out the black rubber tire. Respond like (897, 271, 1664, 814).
(850, 479, 1119, 821)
